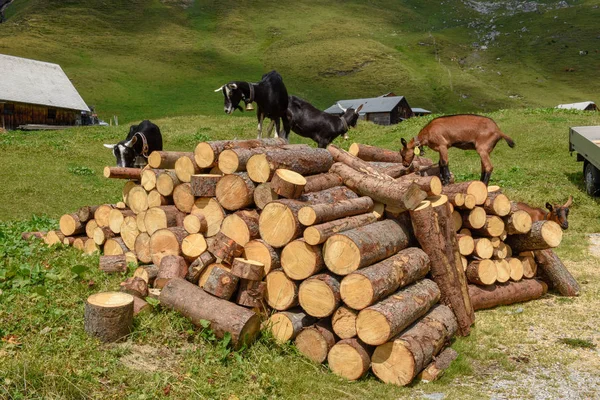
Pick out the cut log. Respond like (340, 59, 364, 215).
(265, 269, 299, 310)
(104, 237, 128, 255)
(247, 147, 334, 183)
(230, 258, 264, 280)
(253, 182, 278, 209)
(148, 151, 193, 169)
(378, 158, 434, 178)
(244, 239, 281, 276)
(506, 257, 524, 281)
(99, 255, 128, 273)
(371, 304, 458, 386)
(108, 208, 135, 234)
(215, 172, 256, 211)
(183, 213, 208, 235)
(504, 210, 533, 235)
(468, 279, 548, 310)
(519, 255, 537, 279)
(156, 170, 181, 197)
(281, 239, 324, 280)
(84, 292, 133, 343)
(122, 181, 137, 205)
(144, 205, 185, 236)
(120, 276, 149, 298)
(303, 172, 343, 193)
(447, 192, 465, 207)
(94, 204, 115, 228)
(442, 181, 488, 205)
(159, 278, 261, 348)
(356, 279, 441, 346)
(77, 205, 99, 223)
(173, 183, 195, 213)
(203, 264, 239, 300)
(219, 145, 312, 175)
(59, 213, 84, 236)
(103, 166, 141, 180)
(328, 144, 393, 180)
(298, 196, 374, 226)
(127, 187, 149, 214)
(459, 228, 472, 236)
(451, 210, 463, 231)
(134, 232, 152, 264)
(267, 309, 316, 343)
(457, 234, 475, 256)
(84, 238, 100, 255)
(194, 138, 288, 168)
(493, 242, 509, 259)
(190, 174, 221, 197)
(534, 249, 580, 296)
(471, 216, 505, 237)
(198, 263, 218, 288)
(328, 339, 373, 381)
(298, 273, 341, 317)
(410, 198, 474, 336)
(340, 247, 430, 310)
(295, 320, 336, 364)
(505, 221, 563, 252)
(185, 251, 216, 284)
(397, 175, 443, 196)
(207, 232, 244, 265)
(174, 154, 201, 183)
(298, 185, 358, 204)
(132, 297, 152, 316)
(154, 255, 188, 289)
(147, 190, 170, 208)
(459, 194, 477, 210)
(271, 169, 307, 199)
(484, 192, 511, 216)
(136, 211, 147, 233)
(466, 259, 497, 285)
(303, 212, 380, 246)
(419, 347, 459, 382)
(44, 230, 65, 246)
(72, 237, 85, 250)
(141, 168, 165, 191)
(330, 162, 427, 211)
(323, 219, 411, 276)
(259, 199, 305, 248)
(93, 226, 115, 246)
(349, 143, 404, 163)
(149, 226, 187, 266)
(473, 238, 493, 259)
(236, 280, 267, 308)
(462, 207, 487, 230)
(133, 264, 159, 286)
(191, 198, 226, 237)
(181, 233, 207, 260)
(220, 210, 259, 246)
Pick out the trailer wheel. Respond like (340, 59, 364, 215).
(584, 162, 600, 196)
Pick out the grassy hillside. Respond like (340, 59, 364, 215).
(1, 0, 599, 123)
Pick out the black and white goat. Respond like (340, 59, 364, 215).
(104, 120, 163, 168)
(286, 95, 363, 148)
(215, 70, 290, 139)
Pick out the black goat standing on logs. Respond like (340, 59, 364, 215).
(400, 114, 515, 186)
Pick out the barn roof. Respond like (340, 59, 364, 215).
(324, 96, 406, 115)
(556, 101, 596, 110)
(0, 54, 90, 112)
(411, 107, 431, 114)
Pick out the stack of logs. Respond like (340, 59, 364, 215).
(26, 140, 579, 386)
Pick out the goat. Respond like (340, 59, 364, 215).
(104, 120, 162, 168)
(215, 70, 290, 140)
(286, 95, 363, 148)
(400, 114, 515, 186)
(513, 196, 572, 230)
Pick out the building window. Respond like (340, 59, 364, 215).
(48, 108, 57, 119)
(4, 103, 14, 115)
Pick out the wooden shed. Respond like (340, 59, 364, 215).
(0, 54, 90, 130)
(324, 95, 414, 126)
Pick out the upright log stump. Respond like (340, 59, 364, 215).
(84, 292, 134, 343)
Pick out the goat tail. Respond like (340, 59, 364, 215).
(501, 132, 515, 148)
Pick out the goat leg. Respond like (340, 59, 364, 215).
(481, 171, 492, 186)
(257, 114, 265, 140)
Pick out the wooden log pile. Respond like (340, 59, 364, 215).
(25, 140, 579, 386)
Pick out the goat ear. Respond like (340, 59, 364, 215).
(564, 195, 573, 207)
(214, 85, 225, 92)
(401, 138, 407, 147)
(355, 104, 364, 113)
(124, 136, 137, 148)
(104, 144, 116, 149)
(546, 202, 553, 212)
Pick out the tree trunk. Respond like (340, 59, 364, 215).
(330, 162, 427, 211)
(331, 305, 358, 339)
(505, 221, 563, 252)
(298, 273, 341, 318)
(356, 279, 441, 346)
(471, 215, 505, 237)
(191, 197, 226, 237)
(340, 247, 430, 310)
(104, 237, 129, 255)
(159, 278, 261, 349)
(190, 174, 221, 197)
(183, 213, 208, 235)
(119, 276, 149, 298)
(148, 151, 194, 169)
(236, 280, 267, 308)
(271, 169, 307, 199)
(409, 197, 474, 336)
(468, 279, 548, 310)
(173, 183, 195, 213)
(144, 205, 185, 236)
(418, 347, 459, 382)
(59, 213, 85, 236)
(247, 147, 334, 183)
(328, 144, 394, 180)
(298, 196, 374, 226)
(281, 239, 324, 280)
(84, 292, 133, 343)
(203, 264, 239, 300)
(442, 181, 488, 205)
(103, 167, 142, 180)
(244, 239, 281, 276)
(77, 205, 99, 223)
(194, 138, 288, 168)
(127, 186, 149, 214)
(303, 212, 380, 245)
(99, 255, 128, 273)
(108, 208, 136, 234)
(371, 304, 458, 386)
(207, 232, 244, 265)
(218, 144, 312, 174)
(503, 210, 533, 235)
(303, 172, 343, 193)
(253, 182, 279, 209)
(215, 172, 256, 211)
(133, 264, 159, 286)
(149, 226, 187, 266)
(154, 255, 188, 289)
(465, 259, 497, 285)
(295, 320, 336, 364)
(534, 249, 580, 296)
(174, 154, 201, 183)
(323, 219, 411, 276)
(265, 269, 299, 310)
(156, 170, 181, 197)
(181, 233, 207, 260)
(328, 339, 374, 381)
(220, 210, 260, 246)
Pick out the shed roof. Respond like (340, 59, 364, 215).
(324, 96, 406, 115)
(556, 101, 596, 110)
(0, 54, 90, 112)
(411, 107, 431, 114)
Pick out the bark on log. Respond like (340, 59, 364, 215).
(77, 205, 99, 223)
(505, 221, 563, 252)
(183, 213, 208, 235)
(457, 234, 475, 256)
(328, 144, 394, 180)
(84, 292, 133, 343)
(185, 251, 216, 284)
(120, 277, 149, 298)
(349, 143, 404, 163)
(484, 191, 511, 216)
(59, 213, 85, 236)
(220, 210, 260, 246)
(253, 182, 279, 209)
(442, 181, 488, 205)
(265, 269, 299, 310)
(503, 210, 533, 235)
(156, 170, 181, 197)
(93, 226, 115, 245)
(174, 154, 201, 183)
(99, 255, 128, 273)
(230, 258, 264, 280)
(103, 167, 142, 180)
(323, 219, 411, 276)
(181, 233, 207, 260)
(215, 172, 256, 211)
(134, 232, 152, 264)
(462, 207, 487, 230)
(148, 151, 194, 169)
(236, 280, 267, 308)
(371, 304, 459, 386)
(173, 183, 195, 213)
(298, 196, 374, 226)
(94, 204, 116, 228)
(298, 185, 358, 204)
(295, 320, 336, 364)
(303, 212, 380, 246)
(356, 279, 441, 346)
(207, 232, 244, 265)
(397, 175, 443, 196)
(203, 264, 239, 300)
(159, 278, 261, 348)
(190, 174, 221, 197)
(506, 257, 524, 281)
(340, 247, 430, 310)
(244, 239, 281, 276)
(378, 158, 433, 179)
(328, 339, 374, 381)
(419, 347, 459, 382)
(468, 279, 548, 310)
(534, 249, 580, 296)
(145, 205, 185, 236)
(154, 255, 188, 289)
(271, 169, 307, 199)
(141, 168, 167, 191)
(194, 138, 288, 168)
(466, 259, 497, 285)
(331, 305, 358, 339)
(280, 239, 324, 280)
(298, 273, 341, 318)
(303, 173, 343, 193)
(133, 264, 159, 286)
(473, 238, 493, 259)
(104, 237, 129, 255)
(247, 147, 334, 183)
(191, 198, 226, 237)
(149, 227, 187, 266)
(218, 145, 312, 174)
(108, 208, 136, 234)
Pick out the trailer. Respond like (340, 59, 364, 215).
(569, 126, 600, 196)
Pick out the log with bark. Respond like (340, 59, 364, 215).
(59, 213, 85, 236)
(77, 205, 99, 223)
(148, 226, 187, 266)
(83, 238, 100, 255)
(191, 197, 226, 237)
(468, 279, 548, 310)
(207, 232, 244, 265)
(298, 196, 374, 226)
(181, 233, 207, 260)
(147, 190, 170, 208)
(303, 212, 380, 246)
(484, 191, 511, 216)
(127, 186, 149, 214)
(534, 249, 580, 296)
(294, 320, 336, 363)
(103, 167, 142, 180)
(133, 264, 159, 286)
(141, 168, 166, 191)
(236, 280, 267, 308)
(184, 251, 216, 284)
(418, 347, 459, 382)
(461, 207, 487, 230)
(457, 234, 475, 256)
(327, 339, 374, 381)
(134, 232, 152, 264)
(397, 175, 443, 196)
(244, 239, 281, 276)
(471, 216, 505, 237)
(108, 208, 136, 234)
(505, 221, 563, 252)
(120, 276, 149, 298)
(253, 182, 279, 209)
(259, 199, 306, 248)
(174, 154, 201, 183)
(183, 213, 208, 235)
(473, 238, 493, 259)
(265, 269, 299, 310)
(215, 172, 256, 211)
(203, 264, 239, 300)
(506, 257, 524, 281)
(442, 181, 488, 205)
(280, 239, 324, 280)
(190, 174, 221, 197)
(144, 205, 185, 236)
(298, 273, 341, 318)
(93, 226, 115, 245)
(267, 309, 316, 343)
(44, 230, 66, 246)
(148, 151, 194, 169)
(104, 237, 129, 255)
(349, 143, 405, 163)
(94, 204, 116, 228)
(303, 172, 343, 193)
(328, 144, 394, 180)
(331, 305, 358, 339)
(465, 259, 497, 285)
(503, 210, 533, 235)
(220, 210, 260, 246)
(84, 292, 134, 343)
(247, 147, 334, 183)
(99, 255, 128, 273)
(270, 169, 307, 199)
(154, 255, 188, 289)
(156, 170, 181, 197)
(230, 258, 264, 281)
(173, 183, 195, 213)
(194, 138, 288, 168)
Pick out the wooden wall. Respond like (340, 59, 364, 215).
(1, 101, 79, 130)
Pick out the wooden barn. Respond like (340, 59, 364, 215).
(324, 95, 414, 126)
(0, 54, 90, 130)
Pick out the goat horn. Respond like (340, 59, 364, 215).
(337, 103, 347, 113)
(564, 195, 573, 207)
(214, 85, 225, 92)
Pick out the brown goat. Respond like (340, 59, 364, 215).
(514, 196, 573, 230)
(400, 114, 515, 185)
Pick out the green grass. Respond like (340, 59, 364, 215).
(2, 108, 600, 399)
